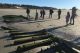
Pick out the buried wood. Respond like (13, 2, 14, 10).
(14, 35, 51, 45)
(16, 39, 52, 53)
(9, 29, 48, 36)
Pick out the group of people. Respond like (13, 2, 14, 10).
(26, 7, 77, 25)
(66, 7, 77, 25)
(26, 8, 61, 19)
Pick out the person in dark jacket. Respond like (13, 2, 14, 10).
(49, 9, 54, 18)
(66, 12, 70, 25)
(70, 7, 77, 25)
(42, 9, 45, 19)
(58, 9, 61, 19)
(26, 8, 30, 19)
(40, 9, 43, 18)
(35, 9, 38, 20)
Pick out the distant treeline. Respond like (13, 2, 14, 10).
(0, 3, 57, 10)
(0, 3, 19, 9)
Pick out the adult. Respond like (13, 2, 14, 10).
(40, 9, 43, 18)
(42, 9, 45, 19)
(49, 9, 54, 18)
(35, 9, 38, 20)
(58, 9, 61, 19)
(26, 8, 30, 19)
(70, 7, 77, 25)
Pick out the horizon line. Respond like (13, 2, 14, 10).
(0, 2, 79, 9)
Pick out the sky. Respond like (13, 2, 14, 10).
(0, 0, 80, 9)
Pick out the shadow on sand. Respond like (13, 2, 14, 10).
(4, 44, 15, 47)
(4, 25, 69, 48)
(0, 35, 9, 39)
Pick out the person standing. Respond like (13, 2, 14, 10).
(35, 9, 38, 20)
(40, 9, 43, 18)
(26, 8, 30, 19)
(66, 12, 70, 25)
(42, 9, 45, 19)
(49, 9, 54, 18)
(58, 9, 61, 19)
(70, 7, 77, 25)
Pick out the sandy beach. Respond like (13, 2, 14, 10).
(0, 9, 80, 53)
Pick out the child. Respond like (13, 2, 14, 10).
(66, 12, 70, 25)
